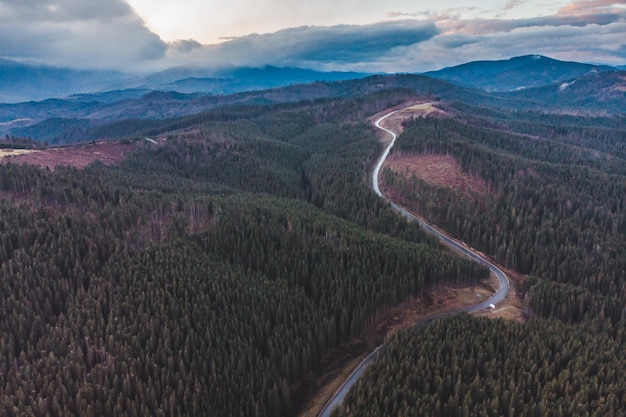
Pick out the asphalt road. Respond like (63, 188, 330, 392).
(318, 107, 510, 417)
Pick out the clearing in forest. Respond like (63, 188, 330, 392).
(0, 148, 38, 158)
(0, 141, 133, 170)
(383, 153, 489, 197)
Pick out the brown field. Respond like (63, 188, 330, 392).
(384, 153, 489, 196)
(0, 141, 134, 170)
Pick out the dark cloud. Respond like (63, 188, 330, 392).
(0, 0, 170, 69)
(2, 0, 134, 22)
(440, 12, 622, 35)
(216, 21, 439, 65)
(169, 39, 203, 53)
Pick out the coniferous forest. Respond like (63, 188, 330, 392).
(335, 99, 626, 415)
(1, 75, 625, 417)
(0, 90, 487, 416)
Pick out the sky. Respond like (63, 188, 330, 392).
(1, 0, 625, 73)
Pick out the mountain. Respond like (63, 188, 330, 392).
(0, 58, 370, 103)
(423, 55, 616, 92)
(0, 59, 132, 103)
(503, 70, 626, 114)
(0, 73, 507, 138)
(65, 89, 154, 104)
(0, 74, 490, 141)
(144, 65, 370, 94)
(4, 66, 625, 142)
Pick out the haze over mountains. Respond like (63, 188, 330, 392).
(1, 54, 624, 143)
(2, 54, 622, 104)
(423, 55, 617, 92)
(0, 59, 369, 103)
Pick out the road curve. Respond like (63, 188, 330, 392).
(318, 107, 510, 417)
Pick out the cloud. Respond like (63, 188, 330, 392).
(226, 21, 439, 63)
(0, 1, 438, 72)
(0, 0, 171, 69)
(169, 39, 202, 53)
(162, 20, 440, 70)
(1, 0, 625, 74)
(503, 0, 526, 11)
(389, 17, 626, 72)
(437, 11, 623, 36)
(557, 0, 626, 16)
(3, 0, 134, 22)
(375, 0, 624, 71)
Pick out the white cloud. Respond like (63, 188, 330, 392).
(1, 0, 625, 73)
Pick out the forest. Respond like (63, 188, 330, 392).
(334, 100, 626, 415)
(2, 75, 625, 417)
(381, 106, 626, 322)
(0, 90, 486, 416)
(334, 315, 626, 417)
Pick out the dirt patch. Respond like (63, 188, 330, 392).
(384, 153, 489, 196)
(0, 149, 39, 158)
(0, 141, 134, 170)
(369, 101, 447, 139)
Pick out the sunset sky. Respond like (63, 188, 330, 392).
(1, 0, 625, 72)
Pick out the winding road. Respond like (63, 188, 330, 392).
(318, 106, 510, 417)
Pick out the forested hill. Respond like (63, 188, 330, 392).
(1, 74, 483, 132)
(334, 315, 626, 417)
(334, 96, 626, 415)
(2, 66, 625, 417)
(4, 68, 624, 145)
(503, 70, 626, 114)
(0, 90, 488, 416)
(423, 54, 616, 92)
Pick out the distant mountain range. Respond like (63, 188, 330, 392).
(0, 59, 369, 103)
(143, 65, 370, 94)
(504, 69, 626, 113)
(0, 59, 130, 103)
(2, 54, 623, 104)
(423, 55, 617, 92)
(1, 54, 624, 143)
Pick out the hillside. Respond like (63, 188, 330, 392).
(424, 54, 616, 91)
(331, 95, 626, 416)
(0, 90, 491, 417)
(0, 73, 534, 142)
(0, 59, 369, 104)
(0, 59, 129, 103)
(146, 65, 370, 94)
(6, 68, 626, 144)
(1, 57, 626, 417)
(503, 70, 626, 114)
